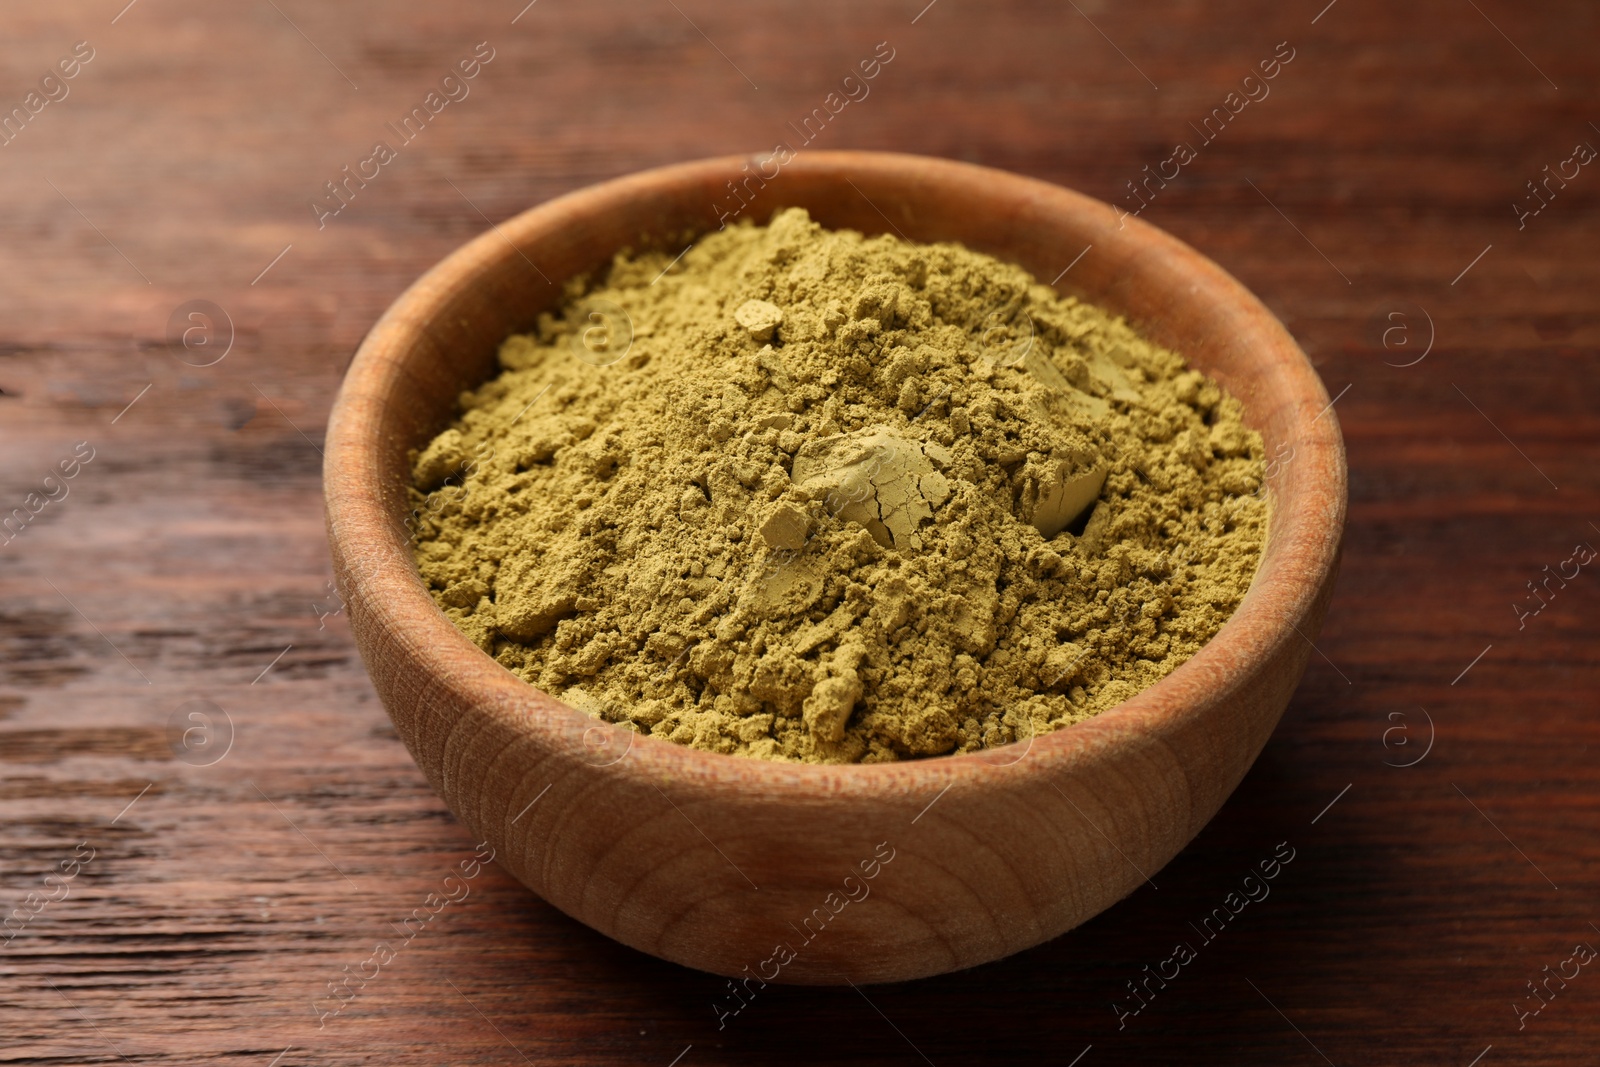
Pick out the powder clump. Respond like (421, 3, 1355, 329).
(408, 208, 1267, 764)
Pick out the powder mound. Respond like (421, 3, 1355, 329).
(408, 207, 1268, 764)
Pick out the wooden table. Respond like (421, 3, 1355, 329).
(2, 1, 1595, 1063)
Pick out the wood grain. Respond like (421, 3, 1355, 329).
(1, 0, 1596, 1062)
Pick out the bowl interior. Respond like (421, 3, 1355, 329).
(336, 149, 1344, 776)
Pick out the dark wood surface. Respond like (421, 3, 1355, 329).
(1, 1, 1595, 1063)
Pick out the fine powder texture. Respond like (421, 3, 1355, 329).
(408, 208, 1267, 763)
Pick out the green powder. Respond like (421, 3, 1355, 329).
(408, 208, 1267, 763)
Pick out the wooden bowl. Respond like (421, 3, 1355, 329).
(324, 152, 1346, 985)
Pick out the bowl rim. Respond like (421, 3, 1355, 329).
(324, 149, 1347, 798)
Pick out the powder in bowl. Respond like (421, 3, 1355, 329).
(407, 208, 1267, 763)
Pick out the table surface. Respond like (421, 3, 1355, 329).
(2, 1, 1596, 1064)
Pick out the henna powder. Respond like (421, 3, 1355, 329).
(408, 208, 1267, 763)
